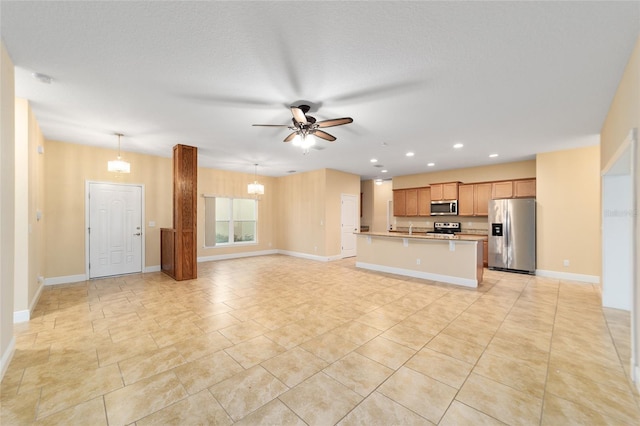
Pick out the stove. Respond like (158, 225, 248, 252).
(426, 222, 461, 238)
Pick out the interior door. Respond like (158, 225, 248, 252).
(341, 194, 358, 258)
(89, 183, 142, 278)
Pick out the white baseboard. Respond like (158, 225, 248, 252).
(44, 274, 87, 286)
(535, 269, 600, 284)
(0, 337, 16, 381)
(198, 249, 279, 263)
(144, 265, 161, 273)
(14, 280, 44, 323)
(356, 261, 478, 288)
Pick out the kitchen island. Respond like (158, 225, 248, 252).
(356, 232, 484, 288)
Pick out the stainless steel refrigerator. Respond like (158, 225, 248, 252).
(488, 198, 536, 274)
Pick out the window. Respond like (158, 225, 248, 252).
(204, 196, 257, 247)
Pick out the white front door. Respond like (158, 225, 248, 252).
(341, 194, 358, 258)
(88, 183, 143, 278)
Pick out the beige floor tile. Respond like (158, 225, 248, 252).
(171, 330, 233, 362)
(323, 352, 394, 396)
(338, 391, 432, 425)
(541, 393, 625, 426)
(192, 312, 242, 333)
(233, 398, 306, 425)
(224, 335, 287, 368)
(330, 320, 381, 345)
(426, 333, 485, 364)
(549, 351, 630, 392)
(209, 365, 288, 421)
(261, 347, 328, 388)
(104, 370, 188, 425)
(380, 323, 435, 350)
(34, 396, 107, 426)
(96, 333, 158, 366)
(218, 319, 270, 344)
(456, 373, 542, 426)
(441, 320, 495, 347)
(484, 335, 550, 368)
(355, 335, 416, 370)
(149, 322, 205, 348)
(118, 345, 186, 385)
(0, 388, 41, 425)
(173, 350, 244, 394)
(264, 322, 317, 349)
(473, 351, 547, 397)
(406, 347, 473, 389)
(300, 332, 359, 363)
(136, 389, 232, 425)
(279, 372, 363, 425)
(545, 368, 640, 424)
(439, 400, 506, 426)
(378, 366, 457, 424)
(37, 363, 123, 419)
(19, 348, 98, 394)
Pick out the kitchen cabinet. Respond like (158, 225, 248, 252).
(483, 240, 488, 267)
(459, 183, 491, 216)
(393, 190, 407, 216)
(417, 187, 431, 216)
(514, 179, 536, 198)
(431, 182, 459, 200)
(405, 189, 418, 216)
(492, 181, 514, 199)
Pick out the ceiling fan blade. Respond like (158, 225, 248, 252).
(252, 124, 291, 127)
(283, 132, 298, 142)
(314, 130, 337, 142)
(290, 106, 308, 124)
(316, 117, 353, 128)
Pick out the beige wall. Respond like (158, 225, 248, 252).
(360, 180, 393, 233)
(197, 168, 276, 258)
(14, 99, 45, 314)
(600, 35, 639, 384)
(393, 160, 536, 189)
(1, 42, 16, 376)
(536, 145, 601, 277)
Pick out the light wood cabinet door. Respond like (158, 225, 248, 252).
(492, 181, 514, 199)
(458, 184, 474, 216)
(430, 184, 443, 201)
(474, 183, 492, 216)
(417, 187, 431, 216)
(405, 189, 418, 216)
(483, 240, 488, 267)
(443, 182, 459, 200)
(393, 190, 406, 216)
(514, 179, 536, 198)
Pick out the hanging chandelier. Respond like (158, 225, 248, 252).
(247, 163, 264, 195)
(107, 133, 130, 173)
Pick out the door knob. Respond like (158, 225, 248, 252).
(134, 232, 141, 236)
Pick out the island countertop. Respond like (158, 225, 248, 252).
(355, 232, 484, 288)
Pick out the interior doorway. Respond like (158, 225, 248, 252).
(86, 182, 144, 278)
(601, 129, 637, 386)
(341, 194, 358, 258)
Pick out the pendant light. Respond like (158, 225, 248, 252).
(107, 133, 130, 173)
(247, 163, 264, 195)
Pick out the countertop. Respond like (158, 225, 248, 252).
(358, 231, 487, 242)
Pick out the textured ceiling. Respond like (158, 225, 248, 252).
(1, 1, 638, 179)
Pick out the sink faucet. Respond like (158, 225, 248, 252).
(409, 222, 413, 235)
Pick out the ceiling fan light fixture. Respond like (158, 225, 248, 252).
(108, 133, 130, 173)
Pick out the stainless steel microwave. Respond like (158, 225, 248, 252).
(430, 200, 458, 216)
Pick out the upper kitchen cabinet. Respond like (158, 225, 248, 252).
(405, 188, 418, 216)
(459, 183, 491, 216)
(417, 187, 431, 216)
(393, 189, 407, 216)
(514, 179, 536, 198)
(492, 179, 536, 199)
(430, 182, 460, 200)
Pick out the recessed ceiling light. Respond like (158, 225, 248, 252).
(370, 158, 378, 163)
(453, 143, 464, 149)
(489, 153, 499, 158)
(381, 170, 388, 173)
(427, 162, 435, 167)
(406, 152, 414, 157)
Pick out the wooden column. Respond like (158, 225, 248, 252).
(163, 144, 197, 280)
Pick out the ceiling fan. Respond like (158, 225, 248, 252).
(252, 105, 353, 147)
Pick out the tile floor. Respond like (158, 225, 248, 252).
(1, 255, 639, 425)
